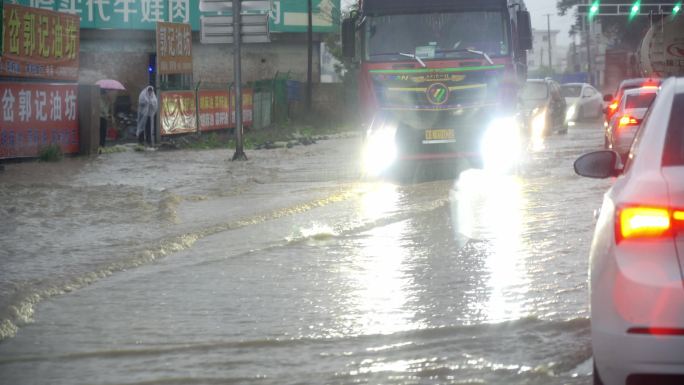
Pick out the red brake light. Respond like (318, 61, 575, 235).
(618, 207, 671, 241)
(609, 102, 619, 111)
(618, 115, 639, 127)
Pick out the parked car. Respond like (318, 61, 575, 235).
(560, 83, 603, 124)
(574, 77, 684, 385)
(520, 78, 567, 137)
(604, 86, 659, 161)
(603, 77, 662, 126)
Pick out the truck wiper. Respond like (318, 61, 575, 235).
(369, 52, 426, 68)
(436, 48, 494, 65)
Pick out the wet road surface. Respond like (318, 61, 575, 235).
(0, 121, 611, 384)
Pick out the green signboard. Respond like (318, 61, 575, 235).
(269, 0, 340, 33)
(5, 0, 210, 30)
(4, 0, 340, 33)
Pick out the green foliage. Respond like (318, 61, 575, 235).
(38, 144, 63, 162)
(188, 133, 223, 150)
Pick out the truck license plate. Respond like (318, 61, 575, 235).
(423, 129, 456, 144)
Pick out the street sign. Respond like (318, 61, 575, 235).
(199, 0, 271, 12)
(578, 3, 680, 16)
(200, 15, 270, 44)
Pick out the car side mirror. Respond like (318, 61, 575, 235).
(603, 94, 613, 102)
(574, 150, 622, 178)
(517, 11, 532, 51)
(341, 17, 356, 59)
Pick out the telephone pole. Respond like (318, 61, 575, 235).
(306, 0, 313, 112)
(545, 13, 553, 72)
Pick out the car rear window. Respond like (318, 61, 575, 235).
(560, 85, 581, 97)
(662, 94, 684, 166)
(624, 92, 657, 110)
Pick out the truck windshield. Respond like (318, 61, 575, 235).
(365, 11, 509, 61)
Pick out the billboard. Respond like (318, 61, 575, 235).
(230, 87, 252, 127)
(0, 82, 79, 159)
(0, 3, 80, 81)
(7, 0, 341, 34)
(156, 22, 192, 75)
(198, 89, 229, 132)
(160, 90, 196, 135)
(6, 0, 207, 30)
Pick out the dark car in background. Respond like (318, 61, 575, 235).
(520, 78, 567, 137)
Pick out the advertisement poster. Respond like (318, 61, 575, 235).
(230, 88, 253, 127)
(0, 82, 79, 159)
(0, 3, 80, 80)
(160, 90, 196, 135)
(198, 89, 229, 132)
(156, 22, 192, 75)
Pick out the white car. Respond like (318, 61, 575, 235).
(561, 82, 604, 124)
(574, 77, 684, 385)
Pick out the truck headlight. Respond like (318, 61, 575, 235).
(363, 123, 398, 176)
(481, 116, 521, 172)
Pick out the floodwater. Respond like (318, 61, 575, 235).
(0, 122, 610, 385)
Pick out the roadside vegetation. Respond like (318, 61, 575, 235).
(37, 144, 63, 162)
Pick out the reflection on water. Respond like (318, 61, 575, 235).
(343, 183, 425, 335)
(451, 170, 531, 323)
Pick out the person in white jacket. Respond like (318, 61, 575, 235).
(137, 86, 158, 145)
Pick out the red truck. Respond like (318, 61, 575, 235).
(342, 0, 532, 176)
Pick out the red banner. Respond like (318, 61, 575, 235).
(160, 90, 197, 135)
(0, 82, 79, 159)
(198, 90, 230, 132)
(230, 88, 253, 127)
(1, 4, 80, 81)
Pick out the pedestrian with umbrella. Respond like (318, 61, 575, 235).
(96, 79, 126, 147)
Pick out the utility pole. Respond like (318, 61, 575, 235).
(584, 9, 593, 85)
(232, 0, 247, 161)
(306, 0, 313, 112)
(545, 14, 553, 72)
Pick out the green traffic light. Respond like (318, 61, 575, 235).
(674, 2, 682, 15)
(588, 0, 600, 20)
(629, 0, 640, 20)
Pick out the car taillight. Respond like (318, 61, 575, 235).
(616, 206, 684, 242)
(618, 115, 639, 127)
(609, 102, 619, 112)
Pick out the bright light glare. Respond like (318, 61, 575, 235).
(363, 124, 398, 176)
(565, 105, 576, 123)
(531, 110, 546, 139)
(674, 211, 684, 221)
(620, 207, 670, 239)
(481, 117, 521, 173)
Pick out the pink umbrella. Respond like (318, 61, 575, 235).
(96, 79, 126, 90)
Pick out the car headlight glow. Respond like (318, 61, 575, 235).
(531, 109, 546, 139)
(363, 123, 398, 176)
(480, 116, 521, 173)
(566, 105, 576, 123)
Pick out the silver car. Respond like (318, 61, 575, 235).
(561, 83, 603, 124)
(604, 87, 659, 161)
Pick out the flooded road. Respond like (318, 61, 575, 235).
(0, 122, 611, 384)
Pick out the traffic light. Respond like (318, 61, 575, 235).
(629, 0, 641, 21)
(589, 0, 600, 19)
(674, 2, 682, 15)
